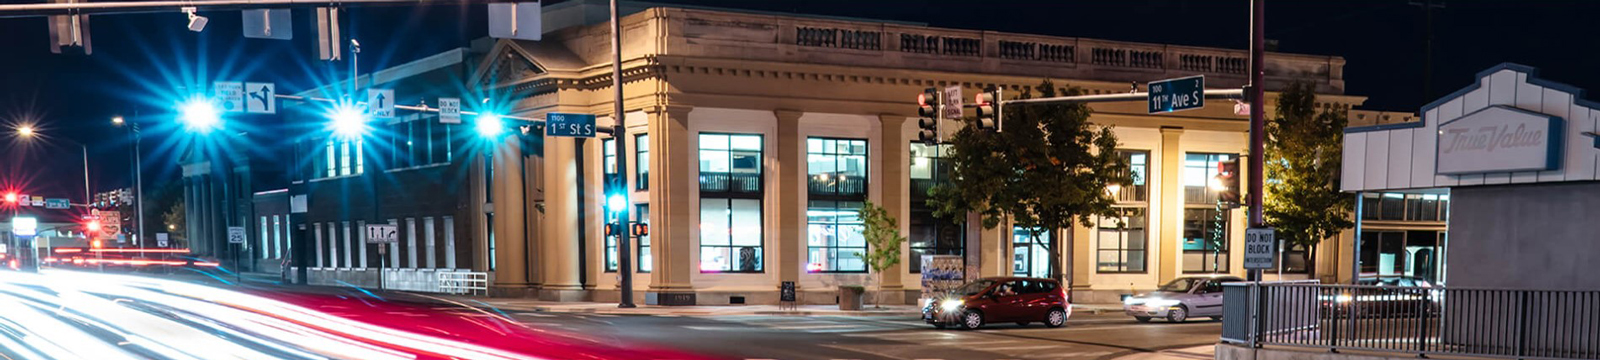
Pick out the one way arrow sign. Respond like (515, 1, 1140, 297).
(245, 82, 275, 114)
(368, 89, 395, 118)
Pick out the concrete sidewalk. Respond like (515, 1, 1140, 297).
(1112, 345, 1216, 360)
(438, 296, 1126, 317)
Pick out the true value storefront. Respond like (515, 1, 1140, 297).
(1342, 63, 1600, 289)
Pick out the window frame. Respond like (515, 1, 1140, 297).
(805, 137, 870, 273)
(908, 142, 963, 273)
(635, 134, 650, 190)
(1182, 207, 1230, 273)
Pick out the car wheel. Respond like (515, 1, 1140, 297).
(1167, 305, 1189, 323)
(1135, 316, 1152, 323)
(960, 310, 984, 330)
(1045, 308, 1067, 328)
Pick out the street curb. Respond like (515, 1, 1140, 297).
(523, 306, 919, 317)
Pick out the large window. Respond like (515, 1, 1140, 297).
(699, 133, 764, 272)
(1098, 150, 1150, 273)
(909, 143, 962, 273)
(636, 134, 650, 190)
(1096, 208, 1147, 273)
(807, 138, 868, 272)
(317, 138, 364, 178)
(1183, 153, 1234, 204)
(388, 117, 453, 169)
(1013, 227, 1051, 279)
(637, 204, 650, 272)
(1359, 230, 1445, 283)
(1183, 208, 1229, 273)
(1361, 192, 1449, 222)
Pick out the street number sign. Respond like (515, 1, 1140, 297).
(227, 226, 247, 244)
(1243, 227, 1277, 270)
(941, 85, 963, 119)
(215, 81, 245, 112)
(1148, 75, 1205, 114)
(364, 224, 399, 244)
(369, 89, 395, 118)
(546, 113, 597, 138)
(438, 97, 462, 124)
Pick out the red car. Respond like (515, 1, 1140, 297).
(923, 277, 1071, 329)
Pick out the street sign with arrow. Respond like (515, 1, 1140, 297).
(369, 89, 395, 118)
(245, 82, 275, 114)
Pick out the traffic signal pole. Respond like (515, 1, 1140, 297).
(1246, 0, 1266, 282)
(611, 0, 636, 309)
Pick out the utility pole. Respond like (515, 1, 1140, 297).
(611, 0, 636, 309)
(1246, 0, 1266, 282)
(1409, 0, 1445, 102)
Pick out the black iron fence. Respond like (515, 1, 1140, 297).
(1223, 283, 1600, 359)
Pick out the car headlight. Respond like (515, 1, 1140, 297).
(1124, 297, 1143, 305)
(940, 299, 965, 312)
(1147, 299, 1182, 307)
(1335, 294, 1353, 303)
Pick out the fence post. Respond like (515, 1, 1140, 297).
(1517, 291, 1529, 358)
(1328, 286, 1339, 351)
(1418, 288, 1429, 354)
(1251, 282, 1264, 348)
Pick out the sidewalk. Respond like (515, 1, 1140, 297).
(441, 296, 1127, 317)
(1111, 345, 1216, 360)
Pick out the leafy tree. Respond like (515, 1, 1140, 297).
(856, 200, 904, 308)
(1264, 81, 1353, 274)
(162, 201, 186, 244)
(930, 80, 1129, 283)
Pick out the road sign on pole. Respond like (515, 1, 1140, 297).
(245, 82, 276, 114)
(44, 198, 68, 209)
(1243, 227, 1277, 270)
(1147, 75, 1205, 114)
(227, 226, 247, 244)
(546, 113, 597, 137)
(215, 81, 245, 112)
(368, 89, 395, 118)
(156, 233, 169, 247)
(438, 97, 461, 124)
(242, 9, 292, 40)
(364, 224, 398, 244)
(941, 85, 963, 120)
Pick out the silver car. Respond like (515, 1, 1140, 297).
(1122, 275, 1243, 322)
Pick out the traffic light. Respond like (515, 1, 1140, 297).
(3, 193, 15, 203)
(86, 220, 102, 233)
(1214, 158, 1241, 205)
(916, 88, 940, 145)
(974, 87, 1002, 131)
(632, 223, 649, 237)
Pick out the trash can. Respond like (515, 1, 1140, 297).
(838, 285, 864, 310)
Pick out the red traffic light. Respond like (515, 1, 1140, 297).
(917, 92, 929, 107)
(4, 193, 15, 203)
(86, 220, 102, 232)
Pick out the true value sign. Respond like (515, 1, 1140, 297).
(1436, 105, 1563, 175)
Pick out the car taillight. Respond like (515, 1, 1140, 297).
(1061, 288, 1069, 302)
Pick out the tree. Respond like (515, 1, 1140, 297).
(929, 80, 1129, 284)
(163, 201, 186, 244)
(1264, 81, 1353, 275)
(856, 200, 904, 308)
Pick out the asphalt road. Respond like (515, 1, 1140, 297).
(503, 311, 1224, 360)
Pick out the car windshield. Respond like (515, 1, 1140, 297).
(953, 280, 997, 296)
(1159, 278, 1201, 292)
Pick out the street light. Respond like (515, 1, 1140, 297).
(114, 115, 146, 247)
(15, 128, 91, 204)
(178, 98, 221, 133)
(475, 113, 504, 138)
(329, 104, 368, 138)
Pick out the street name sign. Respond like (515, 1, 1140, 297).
(227, 226, 247, 244)
(546, 113, 597, 138)
(1148, 75, 1205, 114)
(1243, 227, 1277, 270)
(941, 85, 963, 119)
(369, 89, 395, 118)
(364, 224, 399, 244)
(215, 81, 245, 112)
(245, 82, 276, 114)
(44, 198, 68, 209)
(438, 97, 462, 124)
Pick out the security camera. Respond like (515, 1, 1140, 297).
(183, 7, 207, 32)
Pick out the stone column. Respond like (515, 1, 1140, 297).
(775, 110, 804, 290)
(1158, 127, 1185, 284)
(646, 105, 697, 305)
(875, 114, 907, 305)
(541, 134, 584, 300)
(491, 137, 531, 295)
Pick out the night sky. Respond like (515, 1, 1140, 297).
(0, 0, 1594, 201)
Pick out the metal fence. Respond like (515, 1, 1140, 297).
(1223, 283, 1600, 359)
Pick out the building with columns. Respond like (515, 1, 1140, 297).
(190, 0, 1369, 305)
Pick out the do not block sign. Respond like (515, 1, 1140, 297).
(1243, 227, 1277, 270)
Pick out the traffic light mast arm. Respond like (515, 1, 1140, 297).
(989, 88, 1246, 106)
(272, 93, 619, 135)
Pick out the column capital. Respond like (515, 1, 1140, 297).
(774, 109, 804, 122)
(647, 105, 693, 118)
(877, 114, 908, 127)
(1160, 126, 1185, 134)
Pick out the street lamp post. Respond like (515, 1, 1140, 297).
(113, 116, 146, 248)
(15, 126, 92, 207)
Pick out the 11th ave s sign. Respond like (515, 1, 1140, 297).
(1148, 75, 1205, 114)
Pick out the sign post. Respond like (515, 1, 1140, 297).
(228, 226, 246, 282)
(1147, 75, 1206, 114)
(365, 224, 398, 289)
